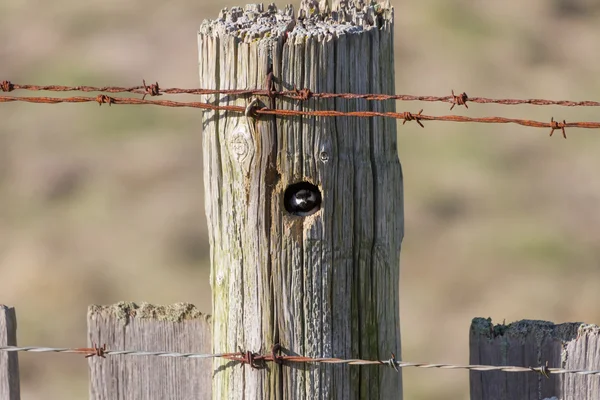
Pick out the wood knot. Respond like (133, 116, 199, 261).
(227, 124, 255, 168)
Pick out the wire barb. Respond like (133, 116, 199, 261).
(549, 117, 567, 139)
(239, 349, 262, 369)
(401, 109, 424, 128)
(292, 86, 312, 101)
(95, 94, 114, 106)
(0, 80, 14, 92)
(223, 347, 265, 370)
(142, 79, 161, 100)
(530, 361, 551, 379)
(383, 352, 400, 372)
(82, 343, 107, 359)
(450, 90, 469, 110)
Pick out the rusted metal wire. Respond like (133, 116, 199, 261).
(3, 80, 600, 107)
(0, 344, 597, 377)
(450, 90, 469, 110)
(2, 94, 597, 136)
(0, 345, 228, 359)
(81, 343, 107, 359)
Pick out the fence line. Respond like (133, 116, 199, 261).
(3, 80, 600, 108)
(0, 344, 596, 378)
(2, 94, 598, 137)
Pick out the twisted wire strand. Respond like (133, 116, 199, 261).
(2, 81, 600, 107)
(1, 345, 599, 376)
(0, 95, 596, 136)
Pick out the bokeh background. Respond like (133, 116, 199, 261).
(2, 0, 600, 399)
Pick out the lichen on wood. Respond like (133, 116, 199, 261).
(88, 302, 208, 323)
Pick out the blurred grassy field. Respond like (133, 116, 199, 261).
(2, 0, 600, 399)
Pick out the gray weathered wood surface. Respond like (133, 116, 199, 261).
(470, 317, 600, 400)
(88, 302, 211, 400)
(198, 1, 403, 398)
(0, 305, 19, 400)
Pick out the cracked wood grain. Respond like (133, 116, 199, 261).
(199, 2, 403, 398)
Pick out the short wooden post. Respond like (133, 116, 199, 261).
(470, 317, 600, 400)
(88, 302, 212, 400)
(0, 305, 20, 400)
(199, 1, 403, 398)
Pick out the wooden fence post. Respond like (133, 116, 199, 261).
(198, 1, 403, 398)
(87, 302, 212, 400)
(0, 305, 19, 400)
(470, 317, 600, 400)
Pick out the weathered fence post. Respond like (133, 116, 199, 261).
(470, 317, 600, 400)
(87, 302, 212, 400)
(198, 1, 403, 398)
(0, 305, 19, 400)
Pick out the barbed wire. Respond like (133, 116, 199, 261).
(1, 94, 597, 138)
(0, 344, 596, 378)
(3, 80, 600, 108)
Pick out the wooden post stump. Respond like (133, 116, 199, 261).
(198, 1, 403, 398)
(0, 305, 19, 400)
(88, 302, 212, 400)
(470, 317, 600, 400)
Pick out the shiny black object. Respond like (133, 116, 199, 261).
(284, 182, 322, 217)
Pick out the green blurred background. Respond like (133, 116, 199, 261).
(1, 0, 600, 399)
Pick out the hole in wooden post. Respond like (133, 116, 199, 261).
(283, 182, 322, 217)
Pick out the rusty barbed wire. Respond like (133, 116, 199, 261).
(0, 344, 598, 377)
(3, 80, 600, 107)
(450, 90, 469, 110)
(0, 345, 228, 359)
(83, 343, 107, 359)
(2, 94, 598, 137)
